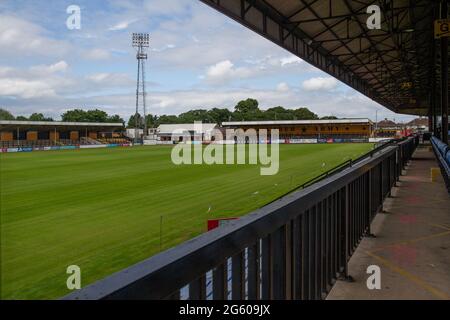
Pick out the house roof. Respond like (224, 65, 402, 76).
(406, 118, 428, 127)
(376, 119, 398, 128)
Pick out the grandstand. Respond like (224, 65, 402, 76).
(0, 120, 127, 149)
(221, 118, 373, 141)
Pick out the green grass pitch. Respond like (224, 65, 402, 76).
(0, 143, 373, 299)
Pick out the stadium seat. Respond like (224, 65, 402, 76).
(431, 137, 448, 156)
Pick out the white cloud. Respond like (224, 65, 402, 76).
(87, 73, 110, 82)
(276, 82, 290, 92)
(0, 62, 74, 99)
(108, 19, 138, 31)
(0, 66, 14, 77)
(205, 60, 256, 85)
(0, 78, 56, 99)
(0, 63, 134, 101)
(143, 0, 192, 16)
(302, 77, 339, 91)
(83, 48, 111, 60)
(30, 61, 68, 74)
(86, 72, 133, 86)
(280, 56, 302, 66)
(151, 44, 176, 53)
(0, 15, 70, 57)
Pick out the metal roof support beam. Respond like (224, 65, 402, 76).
(199, 0, 434, 115)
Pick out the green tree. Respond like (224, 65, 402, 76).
(320, 116, 338, 120)
(207, 108, 233, 123)
(62, 109, 115, 123)
(128, 113, 143, 128)
(178, 109, 214, 123)
(29, 113, 53, 121)
(146, 114, 158, 128)
(107, 114, 125, 125)
(86, 109, 109, 122)
(128, 113, 161, 128)
(233, 98, 263, 121)
(156, 115, 180, 125)
(293, 107, 318, 120)
(0, 108, 15, 120)
(264, 106, 295, 120)
(61, 109, 88, 122)
(16, 116, 28, 121)
(234, 98, 259, 114)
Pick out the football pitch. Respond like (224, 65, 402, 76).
(0, 143, 373, 299)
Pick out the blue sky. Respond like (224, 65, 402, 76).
(0, 0, 415, 122)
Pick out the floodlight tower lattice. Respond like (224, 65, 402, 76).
(132, 33, 150, 143)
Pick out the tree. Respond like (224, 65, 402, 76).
(293, 107, 318, 120)
(156, 115, 179, 125)
(61, 109, 88, 122)
(29, 113, 45, 121)
(233, 98, 263, 121)
(128, 113, 143, 128)
(320, 116, 338, 120)
(85, 109, 109, 122)
(62, 108, 114, 123)
(128, 113, 160, 128)
(207, 108, 233, 123)
(29, 113, 53, 121)
(264, 106, 295, 120)
(16, 116, 28, 121)
(145, 114, 158, 128)
(125, 100, 321, 127)
(0, 108, 15, 120)
(107, 114, 125, 125)
(178, 109, 214, 123)
(234, 98, 259, 114)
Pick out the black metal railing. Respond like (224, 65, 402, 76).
(64, 136, 419, 300)
(298, 139, 399, 190)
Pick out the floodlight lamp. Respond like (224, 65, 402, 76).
(132, 33, 150, 48)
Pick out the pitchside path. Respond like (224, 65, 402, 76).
(328, 144, 450, 300)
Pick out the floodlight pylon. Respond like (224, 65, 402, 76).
(132, 33, 149, 143)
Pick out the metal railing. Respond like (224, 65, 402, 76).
(64, 136, 419, 300)
(297, 139, 399, 190)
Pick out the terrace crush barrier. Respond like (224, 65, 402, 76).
(63, 136, 419, 300)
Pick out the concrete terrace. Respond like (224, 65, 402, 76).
(328, 144, 450, 300)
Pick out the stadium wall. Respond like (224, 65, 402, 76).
(0, 143, 132, 153)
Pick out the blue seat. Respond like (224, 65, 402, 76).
(439, 144, 449, 156)
(432, 137, 449, 157)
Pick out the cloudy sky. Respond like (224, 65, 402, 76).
(0, 0, 415, 122)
